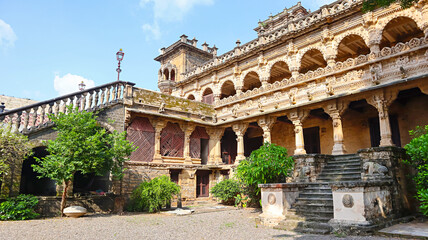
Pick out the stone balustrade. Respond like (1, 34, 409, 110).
(0, 81, 135, 133)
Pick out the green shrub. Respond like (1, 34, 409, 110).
(0, 194, 39, 220)
(210, 179, 240, 204)
(418, 189, 428, 216)
(129, 175, 180, 213)
(236, 142, 294, 205)
(404, 125, 428, 216)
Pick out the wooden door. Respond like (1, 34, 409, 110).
(196, 171, 210, 197)
(303, 127, 321, 154)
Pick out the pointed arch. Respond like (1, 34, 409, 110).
(269, 61, 291, 84)
(242, 71, 261, 92)
(336, 34, 370, 62)
(163, 69, 169, 81)
(299, 48, 327, 74)
(220, 80, 236, 99)
(380, 16, 424, 49)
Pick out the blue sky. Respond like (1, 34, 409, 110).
(0, 0, 332, 101)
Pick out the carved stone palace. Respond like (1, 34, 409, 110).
(1, 0, 428, 234)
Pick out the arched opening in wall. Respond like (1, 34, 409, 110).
(127, 117, 155, 162)
(190, 126, 210, 165)
(244, 122, 264, 157)
(269, 61, 291, 84)
(221, 127, 237, 164)
(163, 69, 170, 80)
(220, 80, 236, 99)
(158, 69, 162, 79)
(170, 69, 176, 81)
(299, 49, 327, 74)
(187, 94, 195, 100)
(202, 88, 214, 104)
(336, 35, 370, 62)
(380, 17, 424, 49)
(161, 122, 184, 157)
(20, 147, 56, 196)
(242, 71, 261, 92)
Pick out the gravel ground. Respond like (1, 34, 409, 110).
(0, 208, 400, 240)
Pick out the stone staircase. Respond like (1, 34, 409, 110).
(275, 154, 362, 234)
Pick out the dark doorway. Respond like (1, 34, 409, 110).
(170, 170, 180, 184)
(303, 127, 321, 154)
(244, 135, 263, 157)
(369, 115, 401, 147)
(196, 171, 210, 197)
(221, 128, 237, 164)
(20, 147, 56, 196)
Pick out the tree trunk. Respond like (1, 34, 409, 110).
(60, 180, 68, 217)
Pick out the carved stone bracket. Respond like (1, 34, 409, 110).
(257, 116, 277, 142)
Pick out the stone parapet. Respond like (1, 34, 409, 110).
(292, 154, 332, 182)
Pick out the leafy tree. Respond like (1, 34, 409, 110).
(128, 175, 180, 213)
(32, 105, 136, 216)
(0, 126, 33, 197)
(404, 125, 428, 216)
(210, 179, 241, 205)
(236, 142, 294, 205)
(362, 0, 417, 12)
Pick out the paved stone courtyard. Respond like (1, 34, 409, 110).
(0, 208, 397, 240)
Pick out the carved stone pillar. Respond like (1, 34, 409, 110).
(363, 12, 380, 55)
(419, 1, 428, 37)
(214, 93, 221, 103)
(257, 116, 276, 143)
(289, 110, 309, 155)
(232, 123, 249, 164)
(324, 100, 348, 155)
(261, 76, 269, 86)
(207, 128, 225, 165)
(152, 120, 166, 163)
(290, 65, 300, 79)
(235, 85, 243, 95)
(367, 90, 397, 147)
(183, 124, 196, 164)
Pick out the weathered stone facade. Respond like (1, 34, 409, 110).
(1, 0, 428, 229)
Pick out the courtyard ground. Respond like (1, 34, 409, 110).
(0, 207, 402, 240)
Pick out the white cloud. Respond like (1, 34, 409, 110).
(54, 73, 95, 96)
(0, 19, 17, 48)
(140, 0, 214, 39)
(142, 22, 161, 40)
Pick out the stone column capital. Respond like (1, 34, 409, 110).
(206, 127, 225, 141)
(288, 109, 309, 123)
(366, 90, 398, 114)
(257, 116, 276, 131)
(232, 122, 249, 137)
(323, 100, 348, 117)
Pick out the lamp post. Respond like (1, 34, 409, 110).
(78, 81, 86, 91)
(116, 49, 124, 81)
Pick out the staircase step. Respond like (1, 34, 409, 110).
(295, 198, 333, 205)
(276, 219, 332, 233)
(320, 168, 361, 173)
(323, 163, 361, 168)
(319, 171, 361, 176)
(285, 213, 332, 222)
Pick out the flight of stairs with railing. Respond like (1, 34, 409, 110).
(276, 154, 362, 234)
(0, 81, 134, 134)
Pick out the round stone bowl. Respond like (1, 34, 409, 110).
(63, 206, 87, 218)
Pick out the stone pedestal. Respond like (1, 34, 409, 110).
(258, 183, 308, 227)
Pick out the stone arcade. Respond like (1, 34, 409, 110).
(1, 0, 428, 233)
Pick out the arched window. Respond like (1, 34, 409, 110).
(170, 69, 176, 81)
(220, 80, 236, 99)
(299, 49, 327, 74)
(380, 17, 424, 49)
(336, 34, 370, 62)
(187, 94, 195, 100)
(269, 61, 291, 84)
(163, 69, 170, 81)
(202, 88, 214, 104)
(242, 71, 261, 92)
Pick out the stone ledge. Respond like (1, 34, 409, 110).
(259, 182, 310, 188)
(329, 180, 393, 189)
